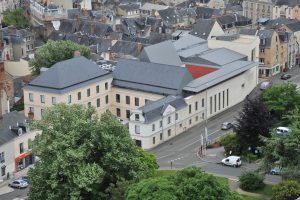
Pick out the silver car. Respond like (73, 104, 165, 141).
(221, 122, 233, 130)
(9, 179, 28, 189)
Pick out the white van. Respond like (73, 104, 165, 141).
(221, 156, 242, 168)
(276, 127, 290, 136)
(260, 81, 271, 90)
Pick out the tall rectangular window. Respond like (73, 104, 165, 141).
(223, 91, 225, 109)
(202, 98, 204, 107)
(29, 107, 34, 113)
(87, 88, 90, 97)
(28, 139, 33, 149)
(52, 97, 56, 105)
(105, 95, 109, 104)
(116, 94, 120, 103)
(87, 102, 91, 107)
(152, 124, 155, 131)
(105, 82, 108, 90)
(135, 114, 139, 121)
(135, 125, 140, 134)
(160, 133, 163, 140)
(175, 113, 178, 120)
(126, 110, 130, 119)
(210, 96, 212, 114)
(214, 95, 217, 113)
(189, 105, 192, 114)
(218, 93, 221, 110)
(116, 108, 121, 117)
(19, 143, 24, 154)
(135, 97, 139, 106)
(96, 85, 100, 93)
(78, 92, 81, 100)
(0, 152, 5, 163)
(227, 89, 229, 107)
(41, 109, 44, 117)
(160, 120, 162, 127)
(153, 137, 155, 144)
(40, 95, 45, 103)
(195, 101, 198, 111)
(168, 129, 171, 137)
(126, 96, 130, 105)
(97, 98, 100, 107)
(168, 116, 171, 124)
(68, 95, 72, 104)
(29, 93, 33, 102)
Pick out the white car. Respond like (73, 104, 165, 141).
(9, 179, 28, 189)
(221, 156, 242, 168)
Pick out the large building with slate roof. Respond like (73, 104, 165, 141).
(23, 43, 259, 149)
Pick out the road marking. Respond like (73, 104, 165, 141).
(168, 156, 185, 163)
(157, 153, 175, 159)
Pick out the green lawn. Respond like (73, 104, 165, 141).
(241, 194, 263, 200)
(252, 184, 273, 196)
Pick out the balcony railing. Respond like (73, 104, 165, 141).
(30, 0, 68, 21)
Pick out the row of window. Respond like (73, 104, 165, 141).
(116, 108, 131, 119)
(19, 139, 32, 155)
(116, 94, 148, 106)
(29, 83, 109, 104)
(188, 98, 205, 114)
(210, 89, 229, 115)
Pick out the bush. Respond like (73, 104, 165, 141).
(220, 133, 240, 156)
(242, 153, 258, 163)
(272, 180, 300, 200)
(281, 167, 300, 183)
(239, 171, 265, 191)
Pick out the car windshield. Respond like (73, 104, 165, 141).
(19, 180, 26, 184)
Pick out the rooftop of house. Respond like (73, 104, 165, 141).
(137, 95, 187, 123)
(195, 6, 221, 19)
(110, 40, 145, 58)
(189, 18, 216, 40)
(0, 111, 27, 146)
(216, 14, 251, 26)
(286, 21, 300, 32)
(214, 34, 258, 44)
(25, 56, 112, 94)
(259, 17, 297, 28)
(140, 2, 169, 10)
(240, 28, 274, 48)
(118, 3, 141, 11)
(158, 7, 181, 26)
(139, 40, 183, 66)
(225, 3, 243, 11)
(113, 59, 194, 96)
(275, 0, 300, 7)
(183, 60, 257, 93)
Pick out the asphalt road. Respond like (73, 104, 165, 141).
(0, 187, 28, 200)
(150, 101, 282, 184)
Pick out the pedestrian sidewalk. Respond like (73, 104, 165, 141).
(0, 166, 32, 196)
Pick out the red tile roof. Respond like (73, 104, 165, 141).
(185, 64, 218, 78)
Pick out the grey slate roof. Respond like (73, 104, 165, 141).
(25, 57, 111, 94)
(275, 0, 300, 6)
(0, 111, 26, 146)
(286, 21, 300, 32)
(158, 7, 181, 27)
(195, 7, 221, 19)
(190, 18, 216, 40)
(184, 60, 257, 93)
(118, 3, 140, 11)
(217, 14, 251, 27)
(139, 40, 182, 66)
(240, 29, 274, 48)
(261, 17, 296, 28)
(111, 40, 145, 57)
(173, 34, 206, 51)
(113, 59, 194, 96)
(138, 95, 187, 123)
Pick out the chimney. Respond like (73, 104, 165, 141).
(136, 43, 143, 55)
(8, 26, 17, 35)
(74, 51, 81, 57)
(90, 23, 96, 35)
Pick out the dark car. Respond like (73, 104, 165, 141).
(281, 74, 292, 80)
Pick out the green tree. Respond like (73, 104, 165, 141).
(236, 97, 274, 154)
(239, 171, 265, 191)
(27, 104, 158, 200)
(29, 40, 91, 75)
(220, 133, 241, 156)
(262, 82, 300, 118)
(126, 167, 241, 200)
(3, 8, 29, 29)
(272, 180, 300, 200)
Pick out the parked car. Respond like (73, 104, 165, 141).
(20, 176, 29, 183)
(270, 167, 281, 175)
(276, 127, 290, 136)
(260, 81, 271, 90)
(221, 156, 242, 167)
(221, 122, 233, 130)
(8, 180, 28, 189)
(281, 74, 292, 80)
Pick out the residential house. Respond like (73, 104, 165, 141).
(190, 18, 224, 40)
(208, 34, 260, 62)
(278, 31, 298, 68)
(216, 14, 252, 34)
(178, 7, 197, 25)
(140, 3, 168, 17)
(157, 7, 183, 33)
(285, 21, 300, 64)
(273, 0, 300, 20)
(225, 3, 243, 15)
(195, 6, 221, 19)
(116, 3, 141, 18)
(0, 111, 40, 180)
(23, 56, 113, 120)
(50, 0, 92, 10)
(242, 0, 273, 24)
(240, 29, 286, 77)
(207, 0, 225, 9)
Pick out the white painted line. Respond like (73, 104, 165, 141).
(157, 153, 175, 159)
